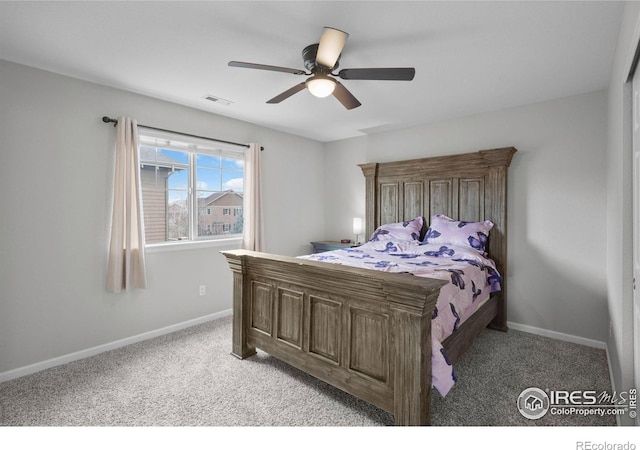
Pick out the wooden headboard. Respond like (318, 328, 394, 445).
(359, 147, 516, 329)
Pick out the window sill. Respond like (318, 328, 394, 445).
(145, 237, 243, 254)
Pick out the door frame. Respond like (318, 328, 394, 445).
(618, 9, 640, 426)
(628, 33, 640, 427)
(632, 62, 640, 427)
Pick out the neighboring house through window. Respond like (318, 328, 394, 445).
(138, 129, 245, 244)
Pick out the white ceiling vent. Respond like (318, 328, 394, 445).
(203, 95, 233, 106)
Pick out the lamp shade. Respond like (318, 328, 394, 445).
(306, 75, 336, 98)
(316, 27, 348, 69)
(352, 217, 363, 235)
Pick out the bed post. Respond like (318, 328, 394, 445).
(385, 282, 439, 426)
(481, 147, 516, 332)
(224, 252, 257, 359)
(359, 162, 379, 240)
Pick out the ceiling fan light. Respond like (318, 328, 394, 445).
(306, 76, 336, 98)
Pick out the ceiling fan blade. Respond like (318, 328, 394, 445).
(266, 82, 307, 104)
(338, 67, 416, 81)
(316, 27, 349, 69)
(332, 81, 361, 110)
(229, 61, 307, 75)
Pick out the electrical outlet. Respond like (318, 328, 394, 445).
(199, 285, 206, 296)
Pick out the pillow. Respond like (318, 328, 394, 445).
(368, 216, 424, 242)
(422, 214, 493, 252)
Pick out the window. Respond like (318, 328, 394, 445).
(138, 129, 245, 244)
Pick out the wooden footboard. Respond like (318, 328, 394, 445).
(222, 249, 447, 425)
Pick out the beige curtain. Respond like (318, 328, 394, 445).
(242, 143, 265, 252)
(106, 117, 147, 293)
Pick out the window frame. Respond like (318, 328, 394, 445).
(137, 128, 246, 248)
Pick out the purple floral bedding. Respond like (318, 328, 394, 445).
(299, 238, 501, 397)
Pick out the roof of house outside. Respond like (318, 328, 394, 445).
(139, 147, 183, 168)
(198, 190, 243, 207)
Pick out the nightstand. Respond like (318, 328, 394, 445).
(310, 241, 354, 253)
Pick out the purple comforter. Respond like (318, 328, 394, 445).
(299, 239, 501, 396)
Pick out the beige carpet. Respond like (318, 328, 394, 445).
(0, 315, 616, 426)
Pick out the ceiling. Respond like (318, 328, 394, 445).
(0, 1, 624, 142)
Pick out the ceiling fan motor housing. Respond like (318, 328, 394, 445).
(303, 44, 339, 73)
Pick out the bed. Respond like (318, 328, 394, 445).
(221, 147, 516, 425)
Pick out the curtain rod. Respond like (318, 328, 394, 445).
(102, 116, 263, 151)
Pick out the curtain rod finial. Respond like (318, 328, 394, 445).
(102, 116, 118, 126)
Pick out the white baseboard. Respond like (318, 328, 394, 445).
(507, 321, 607, 350)
(0, 309, 232, 383)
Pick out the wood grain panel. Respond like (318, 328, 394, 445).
(442, 296, 498, 364)
(485, 165, 509, 331)
(228, 256, 256, 359)
(276, 288, 303, 348)
(349, 308, 389, 383)
(429, 179, 454, 219)
(250, 281, 272, 335)
(458, 177, 484, 222)
(390, 305, 431, 425)
(309, 296, 342, 364)
(404, 182, 423, 221)
(359, 163, 379, 241)
(380, 183, 399, 226)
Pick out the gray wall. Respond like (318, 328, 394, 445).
(324, 91, 609, 343)
(0, 60, 325, 374)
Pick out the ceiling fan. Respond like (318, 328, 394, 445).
(228, 27, 415, 110)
